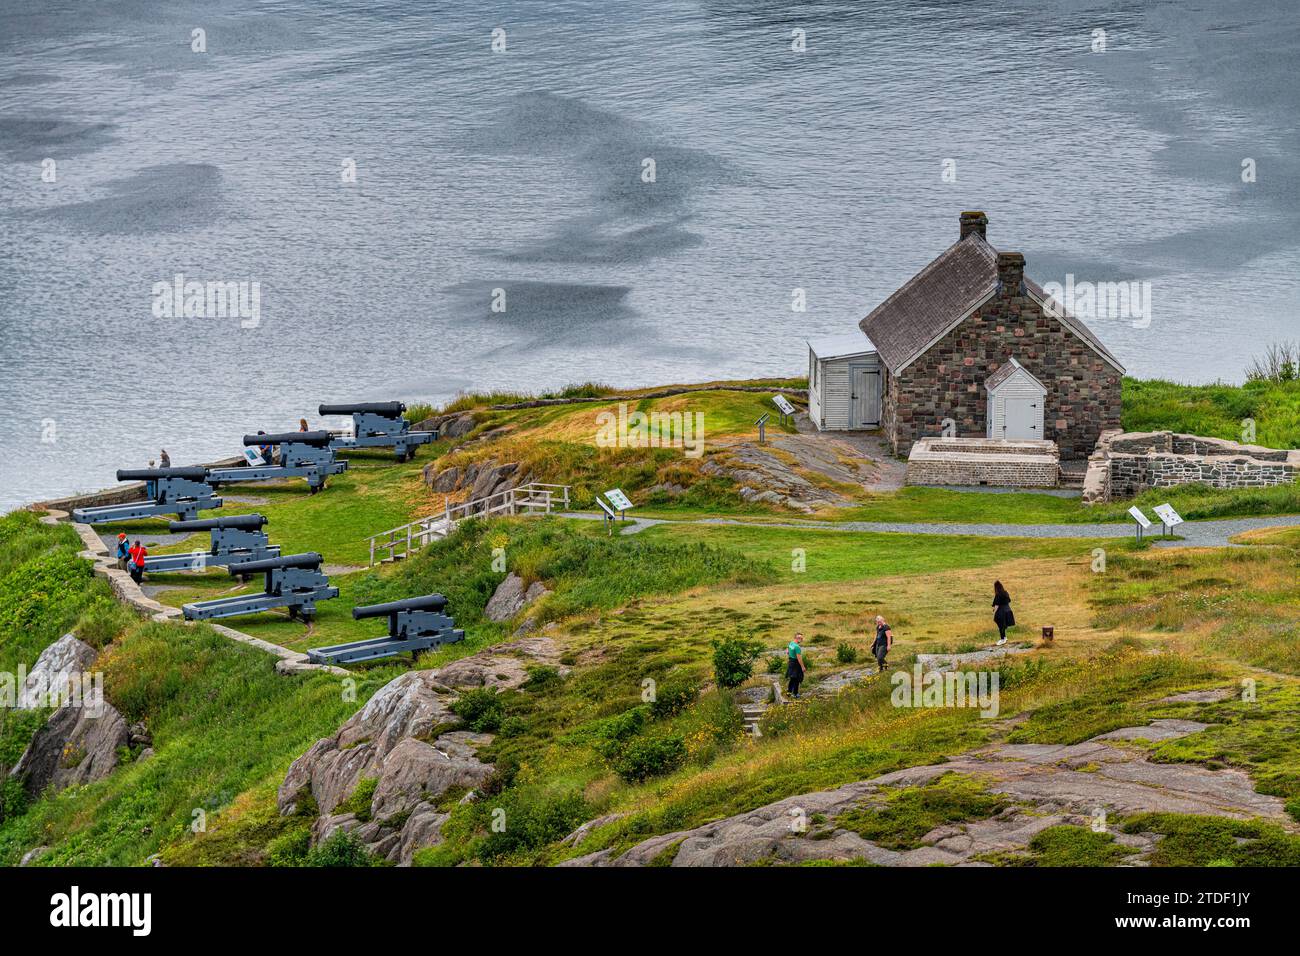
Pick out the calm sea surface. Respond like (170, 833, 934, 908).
(2, 0, 1298, 509)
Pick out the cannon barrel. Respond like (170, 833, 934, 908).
(241, 431, 332, 447)
(318, 402, 406, 418)
(169, 514, 267, 532)
(352, 593, 447, 620)
(228, 552, 322, 575)
(117, 466, 209, 481)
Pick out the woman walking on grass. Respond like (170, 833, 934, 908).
(872, 616, 893, 673)
(993, 580, 1015, 646)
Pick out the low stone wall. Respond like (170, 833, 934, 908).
(1083, 430, 1300, 503)
(905, 438, 1059, 488)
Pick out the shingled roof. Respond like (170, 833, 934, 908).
(858, 229, 1124, 374)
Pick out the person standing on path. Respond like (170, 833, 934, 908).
(115, 532, 130, 570)
(786, 633, 806, 699)
(128, 540, 147, 584)
(993, 580, 1015, 645)
(872, 615, 893, 673)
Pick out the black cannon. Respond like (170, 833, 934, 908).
(318, 402, 436, 461)
(72, 467, 223, 524)
(306, 593, 464, 665)
(205, 431, 347, 493)
(143, 513, 280, 573)
(182, 551, 337, 621)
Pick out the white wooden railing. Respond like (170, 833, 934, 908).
(366, 482, 571, 566)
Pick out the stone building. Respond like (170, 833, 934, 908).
(808, 212, 1125, 459)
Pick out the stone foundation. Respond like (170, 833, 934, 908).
(1082, 430, 1300, 503)
(906, 438, 1060, 488)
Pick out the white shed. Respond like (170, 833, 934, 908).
(807, 333, 882, 431)
(985, 357, 1047, 440)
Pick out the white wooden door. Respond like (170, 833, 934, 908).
(1003, 397, 1042, 439)
(850, 366, 880, 427)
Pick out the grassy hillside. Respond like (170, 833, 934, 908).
(3, 374, 1299, 867)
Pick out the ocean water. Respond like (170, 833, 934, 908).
(1, 0, 1298, 509)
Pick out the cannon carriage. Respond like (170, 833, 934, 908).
(142, 513, 280, 573)
(318, 402, 436, 461)
(181, 552, 337, 622)
(306, 593, 464, 665)
(206, 431, 347, 493)
(71, 467, 223, 524)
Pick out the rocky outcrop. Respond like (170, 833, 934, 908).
(7, 633, 134, 800)
(279, 636, 559, 864)
(422, 459, 529, 501)
(484, 573, 550, 622)
(561, 719, 1288, 867)
(16, 634, 98, 709)
(416, 412, 477, 441)
(10, 697, 130, 800)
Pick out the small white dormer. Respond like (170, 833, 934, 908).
(985, 358, 1047, 440)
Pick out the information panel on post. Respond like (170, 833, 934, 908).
(605, 488, 633, 513)
(1152, 503, 1184, 529)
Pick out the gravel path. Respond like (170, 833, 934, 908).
(560, 511, 1300, 548)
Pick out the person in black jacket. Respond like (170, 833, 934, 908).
(993, 580, 1015, 645)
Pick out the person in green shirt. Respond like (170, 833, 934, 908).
(786, 633, 806, 699)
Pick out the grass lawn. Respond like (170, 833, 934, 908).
(1122, 376, 1300, 448)
(639, 521, 1118, 583)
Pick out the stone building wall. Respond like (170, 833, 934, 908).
(1082, 430, 1300, 503)
(886, 254, 1122, 460)
(905, 437, 1059, 488)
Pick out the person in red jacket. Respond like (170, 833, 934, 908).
(128, 540, 147, 584)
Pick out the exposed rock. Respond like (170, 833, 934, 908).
(396, 806, 449, 864)
(370, 732, 495, 819)
(16, 634, 97, 709)
(278, 670, 457, 817)
(561, 812, 628, 847)
(484, 573, 551, 622)
(128, 721, 152, 748)
(1156, 688, 1236, 705)
(10, 698, 130, 799)
(429, 465, 460, 492)
(418, 412, 476, 440)
(914, 644, 1034, 672)
(19, 847, 50, 867)
(469, 462, 518, 501)
(561, 718, 1288, 867)
(280, 637, 560, 863)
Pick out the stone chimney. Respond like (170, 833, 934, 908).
(959, 211, 988, 241)
(997, 252, 1025, 296)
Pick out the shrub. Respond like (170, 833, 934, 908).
(766, 655, 784, 674)
(338, 777, 378, 822)
(596, 706, 647, 745)
(836, 643, 858, 664)
(304, 830, 374, 867)
(451, 688, 504, 733)
(521, 665, 563, 693)
(473, 787, 590, 861)
(265, 826, 312, 867)
(649, 680, 698, 720)
(612, 735, 687, 783)
(73, 596, 135, 649)
(711, 636, 763, 689)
